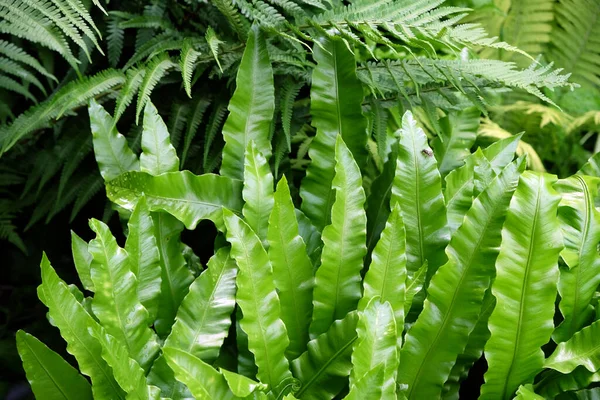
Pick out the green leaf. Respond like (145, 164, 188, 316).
(163, 347, 236, 400)
(124, 195, 161, 322)
(268, 176, 314, 359)
(140, 102, 180, 175)
(391, 110, 449, 280)
(221, 24, 274, 180)
(180, 39, 201, 98)
(88, 219, 160, 370)
(106, 170, 244, 230)
(554, 176, 600, 342)
(37, 253, 125, 400)
(310, 135, 367, 337)
(345, 366, 386, 400)
(293, 312, 359, 400)
(136, 54, 177, 124)
(536, 368, 600, 398)
(578, 152, 600, 177)
(89, 98, 140, 181)
(514, 385, 545, 400)
(404, 261, 427, 317)
(153, 212, 194, 338)
(300, 36, 368, 230)
(17, 330, 93, 400)
(223, 209, 293, 391)
(146, 355, 191, 399)
(71, 230, 93, 292)
(358, 204, 406, 346)
(242, 141, 274, 242)
(546, 319, 600, 374)
(431, 107, 479, 176)
(482, 133, 522, 174)
(397, 159, 524, 399)
(164, 247, 237, 362)
(91, 327, 160, 400)
(350, 300, 398, 398)
(481, 172, 563, 400)
(221, 369, 267, 397)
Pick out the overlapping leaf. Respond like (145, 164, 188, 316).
(140, 102, 180, 175)
(310, 136, 367, 337)
(242, 141, 274, 242)
(397, 159, 524, 399)
(546, 319, 600, 374)
(481, 172, 563, 400)
(300, 36, 368, 230)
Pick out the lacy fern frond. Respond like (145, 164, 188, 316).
(547, 0, 600, 87)
(135, 53, 178, 123)
(180, 39, 203, 98)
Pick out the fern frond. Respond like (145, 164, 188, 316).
(135, 54, 178, 123)
(211, 0, 250, 40)
(358, 58, 575, 107)
(181, 97, 211, 166)
(123, 33, 186, 71)
(0, 40, 56, 81)
(0, 200, 26, 253)
(118, 14, 173, 30)
(205, 27, 223, 73)
(57, 132, 92, 201)
(0, 56, 47, 95)
(114, 67, 145, 122)
(0, 0, 78, 68)
(69, 173, 103, 221)
(180, 38, 202, 98)
(548, 0, 600, 87)
(203, 101, 228, 172)
(52, 0, 104, 56)
(279, 77, 302, 151)
(0, 74, 37, 103)
(106, 14, 124, 67)
(0, 69, 126, 155)
(167, 102, 190, 148)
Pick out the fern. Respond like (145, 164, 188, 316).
(180, 39, 202, 98)
(135, 53, 178, 123)
(205, 27, 224, 73)
(106, 14, 124, 67)
(114, 67, 145, 122)
(547, 0, 600, 87)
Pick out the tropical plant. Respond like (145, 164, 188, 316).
(15, 25, 600, 398)
(0, 0, 577, 252)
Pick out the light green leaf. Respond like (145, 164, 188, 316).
(164, 247, 237, 362)
(578, 152, 600, 177)
(554, 176, 600, 342)
(242, 140, 274, 242)
(163, 347, 236, 400)
(180, 39, 201, 98)
(536, 368, 600, 398)
(310, 135, 367, 337)
(71, 230, 94, 292)
(300, 36, 368, 230)
(481, 172, 563, 400)
(268, 176, 314, 359)
(546, 319, 600, 374)
(350, 300, 398, 399)
(482, 133, 522, 174)
(153, 212, 194, 338)
(397, 159, 524, 399)
(221, 369, 267, 397)
(392, 111, 449, 280)
(140, 102, 180, 175)
(88, 219, 160, 371)
(106, 170, 244, 230)
(223, 209, 293, 392)
(293, 312, 359, 400)
(431, 107, 479, 176)
(404, 261, 427, 318)
(125, 195, 161, 322)
(91, 327, 160, 400)
(358, 204, 406, 346)
(221, 24, 274, 180)
(514, 384, 545, 400)
(37, 253, 125, 400)
(345, 366, 385, 400)
(89, 98, 139, 181)
(147, 355, 191, 400)
(17, 330, 93, 400)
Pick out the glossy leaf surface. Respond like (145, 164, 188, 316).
(223, 209, 292, 391)
(397, 159, 523, 399)
(17, 330, 93, 400)
(310, 136, 367, 337)
(391, 111, 449, 279)
(268, 176, 314, 359)
(164, 247, 237, 362)
(221, 25, 274, 180)
(242, 140, 274, 242)
(481, 172, 562, 400)
(140, 101, 180, 175)
(300, 37, 368, 230)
